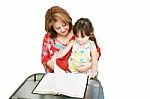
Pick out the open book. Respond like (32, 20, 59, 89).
(33, 63, 88, 98)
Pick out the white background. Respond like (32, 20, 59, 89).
(0, 0, 150, 99)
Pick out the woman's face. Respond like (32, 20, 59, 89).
(53, 20, 70, 36)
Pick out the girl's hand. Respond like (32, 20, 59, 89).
(47, 59, 54, 70)
(52, 51, 59, 60)
(76, 67, 85, 73)
(88, 73, 94, 79)
(88, 71, 98, 79)
(46, 51, 59, 70)
(76, 62, 92, 72)
(51, 55, 56, 61)
(79, 62, 92, 67)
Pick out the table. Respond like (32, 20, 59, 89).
(9, 73, 102, 99)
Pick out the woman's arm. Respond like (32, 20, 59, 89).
(41, 34, 57, 71)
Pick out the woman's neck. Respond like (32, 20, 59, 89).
(56, 30, 73, 45)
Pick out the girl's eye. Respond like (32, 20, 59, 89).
(81, 35, 85, 38)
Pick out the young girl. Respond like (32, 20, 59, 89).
(53, 18, 99, 78)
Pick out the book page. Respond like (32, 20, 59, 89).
(54, 62, 66, 74)
(33, 63, 88, 98)
(53, 62, 66, 90)
(58, 73, 88, 98)
(33, 73, 57, 94)
(33, 63, 66, 95)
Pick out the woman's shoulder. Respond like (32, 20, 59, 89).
(44, 33, 55, 40)
(44, 33, 50, 39)
(43, 33, 55, 43)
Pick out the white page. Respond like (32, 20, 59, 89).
(33, 63, 66, 94)
(58, 73, 88, 98)
(54, 62, 66, 74)
(53, 62, 66, 90)
(33, 73, 57, 94)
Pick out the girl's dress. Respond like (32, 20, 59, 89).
(68, 40, 94, 73)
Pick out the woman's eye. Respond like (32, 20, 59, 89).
(55, 28, 59, 30)
(55, 27, 60, 30)
(62, 24, 66, 27)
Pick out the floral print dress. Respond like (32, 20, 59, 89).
(68, 40, 95, 73)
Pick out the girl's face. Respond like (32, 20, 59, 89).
(53, 20, 69, 36)
(76, 32, 90, 45)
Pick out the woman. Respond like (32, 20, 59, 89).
(41, 6, 104, 99)
(41, 6, 74, 73)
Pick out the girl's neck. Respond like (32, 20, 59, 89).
(78, 40, 90, 48)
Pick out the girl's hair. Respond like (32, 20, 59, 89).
(73, 18, 98, 48)
(45, 6, 72, 38)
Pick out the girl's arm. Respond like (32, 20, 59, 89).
(76, 64, 91, 73)
(52, 40, 74, 60)
(89, 43, 98, 78)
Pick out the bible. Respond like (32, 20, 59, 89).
(33, 63, 88, 98)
